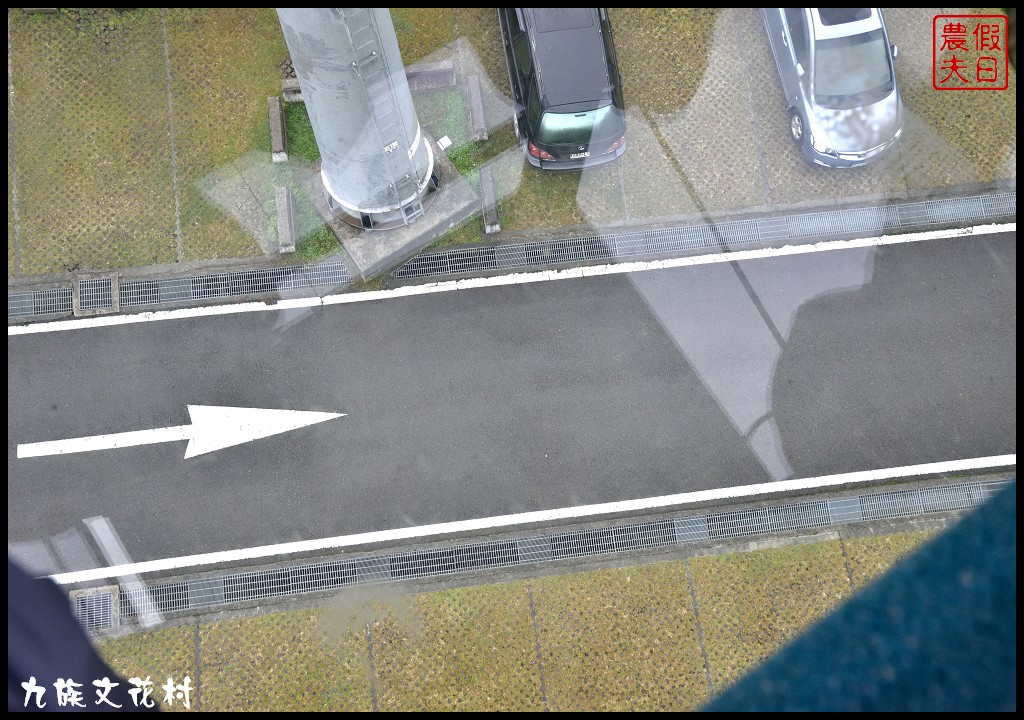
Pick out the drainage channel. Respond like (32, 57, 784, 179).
(70, 476, 1013, 633)
(394, 190, 1016, 280)
(8, 261, 352, 321)
(8, 190, 1016, 323)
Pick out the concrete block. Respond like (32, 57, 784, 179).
(269, 96, 287, 163)
(405, 60, 456, 93)
(72, 273, 120, 317)
(480, 166, 500, 234)
(467, 74, 488, 141)
(276, 186, 296, 254)
(281, 77, 302, 103)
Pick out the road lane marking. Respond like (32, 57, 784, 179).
(8, 222, 1014, 336)
(17, 405, 345, 459)
(48, 453, 1015, 584)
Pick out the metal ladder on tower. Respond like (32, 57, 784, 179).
(343, 8, 424, 225)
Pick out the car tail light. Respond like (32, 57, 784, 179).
(605, 132, 626, 154)
(528, 141, 554, 160)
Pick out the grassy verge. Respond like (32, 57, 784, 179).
(611, 8, 720, 115)
(200, 609, 372, 711)
(9, 8, 178, 275)
(690, 540, 852, 691)
(370, 585, 542, 711)
(531, 562, 709, 711)
(96, 624, 197, 712)
(163, 8, 286, 263)
(96, 529, 940, 711)
(843, 528, 940, 589)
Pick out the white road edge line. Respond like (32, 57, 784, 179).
(49, 454, 1015, 585)
(9, 222, 1015, 336)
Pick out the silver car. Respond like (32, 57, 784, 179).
(761, 8, 903, 168)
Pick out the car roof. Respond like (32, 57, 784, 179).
(809, 8, 883, 40)
(524, 8, 612, 109)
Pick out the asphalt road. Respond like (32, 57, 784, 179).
(7, 230, 1016, 566)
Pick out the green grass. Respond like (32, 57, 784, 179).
(428, 215, 485, 248)
(843, 529, 939, 590)
(389, 9, 458, 64)
(531, 562, 709, 711)
(283, 103, 321, 162)
(371, 585, 542, 711)
(453, 8, 511, 96)
(413, 93, 517, 177)
(474, 123, 518, 165)
(414, 90, 471, 147)
(242, 99, 337, 263)
(96, 624, 197, 712)
(164, 8, 286, 263)
(611, 8, 720, 113)
(200, 609, 372, 711)
(448, 145, 475, 175)
(689, 541, 853, 692)
(9, 8, 179, 274)
(499, 169, 585, 232)
(451, 122, 518, 177)
(295, 225, 340, 263)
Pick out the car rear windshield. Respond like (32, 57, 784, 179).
(818, 8, 872, 25)
(533, 8, 594, 33)
(814, 28, 893, 108)
(537, 104, 626, 146)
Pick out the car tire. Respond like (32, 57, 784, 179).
(788, 110, 805, 146)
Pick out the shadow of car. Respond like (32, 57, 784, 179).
(497, 7, 627, 171)
(761, 8, 903, 168)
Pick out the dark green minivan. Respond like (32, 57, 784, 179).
(498, 8, 627, 170)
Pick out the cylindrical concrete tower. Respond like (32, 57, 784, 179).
(276, 8, 437, 229)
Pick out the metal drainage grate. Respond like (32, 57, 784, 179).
(394, 190, 1016, 280)
(8, 288, 73, 317)
(120, 261, 351, 307)
(78, 278, 114, 311)
(389, 540, 520, 580)
(8, 261, 352, 320)
(9, 192, 1014, 322)
(71, 586, 119, 631)
(110, 477, 1012, 624)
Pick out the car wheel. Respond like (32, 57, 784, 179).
(788, 110, 805, 146)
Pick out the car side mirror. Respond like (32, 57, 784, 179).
(891, 44, 898, 59)
(796, 63, 805, 78)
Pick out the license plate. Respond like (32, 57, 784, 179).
(570, 151, 590, 159)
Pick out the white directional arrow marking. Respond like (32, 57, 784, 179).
(16, 405, 346, 459)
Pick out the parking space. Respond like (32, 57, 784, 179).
(476, 8, 1015, 235)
